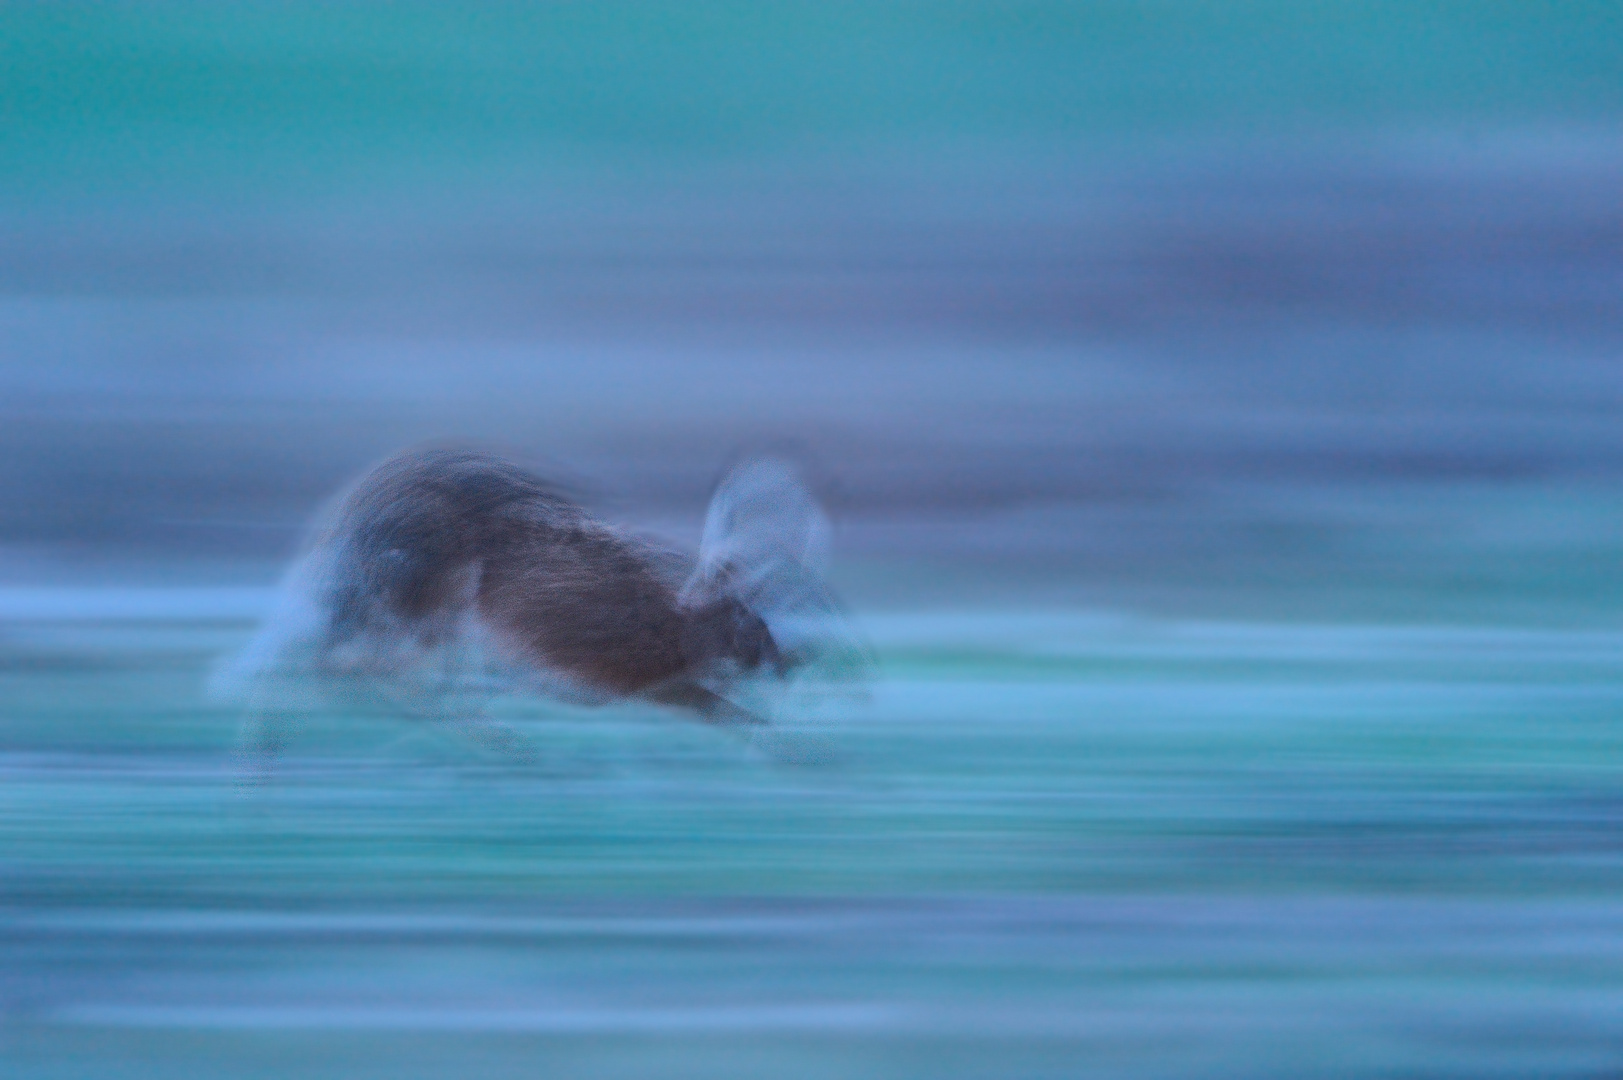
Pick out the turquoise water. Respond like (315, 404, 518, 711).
(4, 587, 1622, 1077)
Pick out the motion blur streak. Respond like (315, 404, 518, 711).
(3, 4, 1623, 1078)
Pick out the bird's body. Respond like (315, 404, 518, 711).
(218, 447, 851, 769)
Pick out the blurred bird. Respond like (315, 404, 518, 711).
(214, 447, 862, 772)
